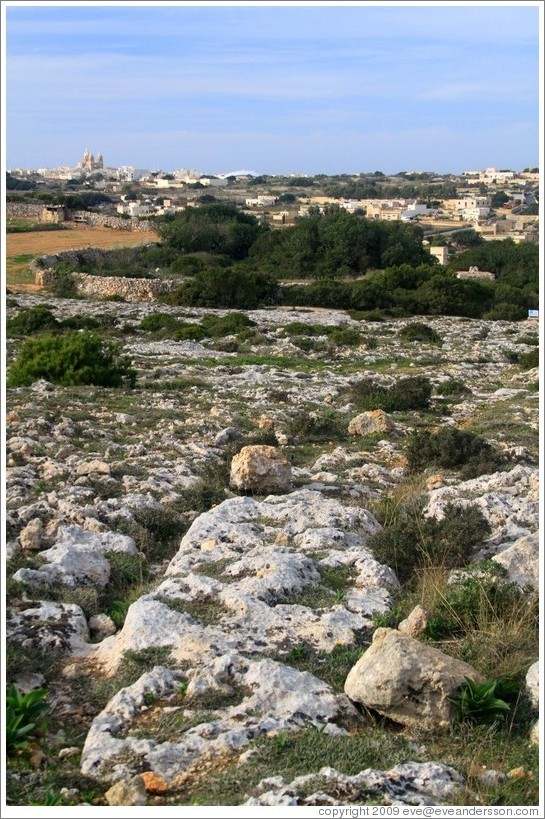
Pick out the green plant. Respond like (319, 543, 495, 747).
(30, 791, 62, 806)
(50, 269, 79, 298)
(286, 410, 347, 443)
(436, 379, 470, 397)
(368, 499, 490, 585)
(6, 685, 48, 752)
(7, 332, 136, 388)
(6, 306, 59, 336)
(350, 375, 432, 412)
(327, 327, 361, 347)
(406, 426, 505, 479)
(399, 322, 442, 345)
(451, 677, 512, 725)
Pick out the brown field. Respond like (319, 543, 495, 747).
(6, 225, 158, 292)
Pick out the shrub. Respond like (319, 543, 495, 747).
(327, 327, 361, 347)
(200, 312, 256, 337)
(7, 332, 136, 388)
(424, 562, 530, 641)
(60, 314, 102, 331)
(436, 379, 470, 397)
(6, 306, 59, 336)
(406, 427, 505, 479)
(399, 322, 442, 345)
(518, 349, 539, 370)
(350, 376, 432, 412)
(368, 500, 490, 584)
(286, 410, 347, 442)
(140, 312, 180, 332)
(50, 269, 79, 298)
(282, 322, 331, 337)
(130, 504, 187, 561)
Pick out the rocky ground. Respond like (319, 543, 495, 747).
(5, 293, 540, 807)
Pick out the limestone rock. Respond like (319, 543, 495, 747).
(89, 614, 117, 639)
(76, 460, 111, 477)
(6, 601, 90, 654)
(348, 410, 393, 436)
(105, 776, 148, 806)
(426, 474, 445, 490)
(230, 445, 292, 494)
(19, 518, 43, 550)
(526, 661, 539, 709)
(398, 605, 429, 638)
(344, 628, 482, 729)
(492, 532, 539, 590)
(424, 466, 538, 554)
(245, 761, 465, 806)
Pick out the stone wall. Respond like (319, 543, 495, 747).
(6, 202, 151, 232)
(74, 273, 180, 302)
(71, 211, 152, 231)
(31, 245, 181, 302)
(6, 203, 44, 219)
(34, 268, 181, 302)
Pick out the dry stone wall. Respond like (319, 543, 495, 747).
(7, 202, 151, 231)
(32, 246, 180, 302)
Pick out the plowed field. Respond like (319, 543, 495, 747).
(6, 225, 158, 292)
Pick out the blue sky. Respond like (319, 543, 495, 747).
(5, 2, 540, 175)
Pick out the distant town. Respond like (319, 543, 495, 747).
(7, 149, 539, 249)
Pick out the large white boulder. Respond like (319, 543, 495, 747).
(344, 627, 482, 729)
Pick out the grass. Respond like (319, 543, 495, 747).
(281, 642, 368, 692)
(173, 726, 413, 805)
(288, 564, 358, 609)
(157, 595, 231, 624)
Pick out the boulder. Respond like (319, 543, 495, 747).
(398, 605, 429, 638)
(105, 776, 148, 806)
(19, 518, 43, 551)
(230, 445, 292, 494)
(76, 460, 111, 477)
(344, 627, 482, 729)
(492, 532, 539, 590)
(348, 410, 393, 436)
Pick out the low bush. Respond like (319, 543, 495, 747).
(327, 327, 361, 347)
(50, 269, 79, 298)
(201, 312, 255, 337)
(398, 322, 442, 345)
(286, 410, 347, 442)
(435, 379, 470, 397)
(6, 306, 59, 336)
(7, 332, 136, 388)
(350, 376, 432, 412)
(406, 426, 505, 479)
(368, 499, 490, 584)
(424, 562, 530, 641)
(139, 312, 180, 332)
(282, 322, 331, 337)
(518, 349, 539, 370)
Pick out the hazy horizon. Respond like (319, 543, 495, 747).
(5, 3, 540, 175)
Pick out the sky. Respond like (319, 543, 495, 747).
(3, 1, 541, 175)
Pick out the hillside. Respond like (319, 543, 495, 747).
(5, 293, 539, 807)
